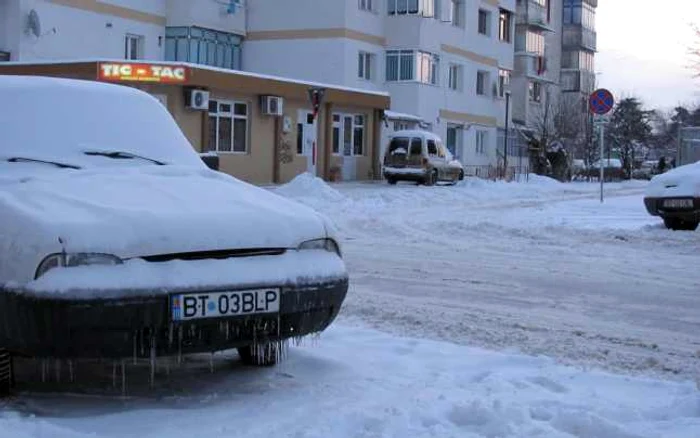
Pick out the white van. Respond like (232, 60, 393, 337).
(382, 130, 464, 185)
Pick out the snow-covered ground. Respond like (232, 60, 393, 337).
(2, 174, 699, 438)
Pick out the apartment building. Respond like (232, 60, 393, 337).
(243, 0, 518, 178)
(0, 0, 389, 184)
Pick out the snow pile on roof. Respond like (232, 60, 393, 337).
(384, 110, 424, 122)
(275, 173, 347, 203)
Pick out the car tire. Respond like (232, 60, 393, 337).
(458, 169, 464, 181)
(237, 343, 279, 367)
(387, 178, 397, 185)
(0, 349, 13, 397)
(663, 218, 700, 231)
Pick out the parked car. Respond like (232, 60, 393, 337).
(586, 158, 627, 181)
(632, 160, 658, 180)
(382, 130, 464, 185)
(644, 160, 700, 231)
(0, 76, 349, 394)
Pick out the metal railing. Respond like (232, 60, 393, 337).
(462, 165, 530, 182)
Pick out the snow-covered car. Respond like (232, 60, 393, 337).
(382, 130, 464, 185)
(0, 76, 349, 391)
(643, 160, 700, 231)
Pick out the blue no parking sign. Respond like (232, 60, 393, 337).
(589, 88, 615, 115)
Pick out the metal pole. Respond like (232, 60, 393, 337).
(504, 92, 510, 180)
(677, 123, 683, 166)
(599, 120, 605, 203)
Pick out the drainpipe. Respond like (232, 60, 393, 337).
(273, 115, 281, 184)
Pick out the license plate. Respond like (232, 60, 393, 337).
(171, 289, 280, 321)
(662, 199, 694, 209)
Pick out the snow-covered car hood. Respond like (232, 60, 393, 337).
(644, 161, 700, 198)
(0, 166, 331, 284)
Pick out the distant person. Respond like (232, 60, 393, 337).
(658, 157, 666, 173)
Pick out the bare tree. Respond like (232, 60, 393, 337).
(691, 24, 700, 76)
(526, 86, 589, 180)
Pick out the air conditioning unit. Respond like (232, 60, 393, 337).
(260, 95, 284, 116)
(185, 88, 210, 111)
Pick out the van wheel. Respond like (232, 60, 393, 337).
(664, 218, 699, 231)
(458, 169, 465, 181)
(238, 343, 279, 367)
(0, 349, 13, 397)
(425, 169, 438, 186)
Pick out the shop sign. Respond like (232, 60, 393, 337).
(98, 63, 188, 84)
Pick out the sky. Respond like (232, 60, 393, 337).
(595, 0, 700, 111)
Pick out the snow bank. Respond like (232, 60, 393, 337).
(4, 324, 699, 438)
(275, 173, 346, 203)
(23, 249, 346, 298)
(526, 173, 562, 187)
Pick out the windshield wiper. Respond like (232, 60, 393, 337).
(84, 150, 167, 166)
(6, 157, 82, 169)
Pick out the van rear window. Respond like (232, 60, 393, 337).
(388, 137, 409, 154)
(409, 138, 422, 156)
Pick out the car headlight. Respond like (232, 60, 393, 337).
(298, 238, 342, 257)
(35, 253, 123, 279)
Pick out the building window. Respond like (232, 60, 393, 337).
(499, 9, 512, 42)
(386, 50, 438, 84)
(207, 99, 248, 153)
(451, 0, 464, 27)
(498, 69, 510, 97)
(358, 51, 374, 80)
(525, 30, 545, 55)
(388, 0, 434, 16)
(476, 71, 489, 96)
(448, 64, 462, 91)
(478, 9, 491, 36)
(564, 0, 595, 30)
(359, 0, 374, 12)
(124, 34, 144, 60)
(0, 51, 10, 62)
(446, 125, 462, 158)
(476, 130, 488, 154)
(165, 26, 242, 70)
(529, 81, 542, 102)
(332, 113, 366, 156)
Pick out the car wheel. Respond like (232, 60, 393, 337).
(458, 169, 465, 181)
(0, 349, 12, 397)
(237, 343, 280, 367)
(663, 218, 700, 231)
(387, 178, 397, 185)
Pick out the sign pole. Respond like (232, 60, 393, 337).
(588, 88, 615, 204)
(599, 121, 604, 203)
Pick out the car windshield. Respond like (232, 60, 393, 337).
(0, 77, 205, 170)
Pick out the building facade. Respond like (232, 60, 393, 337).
(1, 0, 598, 180)
(0, 0, 389, 184)
(242, 0, 519, 177)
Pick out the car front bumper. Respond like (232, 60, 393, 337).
(0, 278, 348, 359)
(643, 197, 700, 219)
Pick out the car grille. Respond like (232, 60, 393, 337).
(141, 248, 286, 263)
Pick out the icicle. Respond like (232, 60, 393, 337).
(112, 362, 117, 388)
(149, 334, 156, 389)
(225, 321, 230, 341)
(177, 326, 183, 366)
(68, 360, 74, 383)
(133, 333, 138, 365)
(121, 359, 126, 397)
(168, 323, 174, 349)
(140, 330, 145, 357)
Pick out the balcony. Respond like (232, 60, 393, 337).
(514, 54, 554, 82)
(563, 25, 597, 52)
(516, 1, 555, 33)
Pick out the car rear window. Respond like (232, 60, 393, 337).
(409, 138, 422, 156)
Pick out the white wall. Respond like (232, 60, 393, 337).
(15, 0, 164, 61)
(1, 0, 21, 59)
(166, 0, 245, 35)
(104, 0, 165, 16)
(0, 0, 9, 53)
(247, 0, 346, 31)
